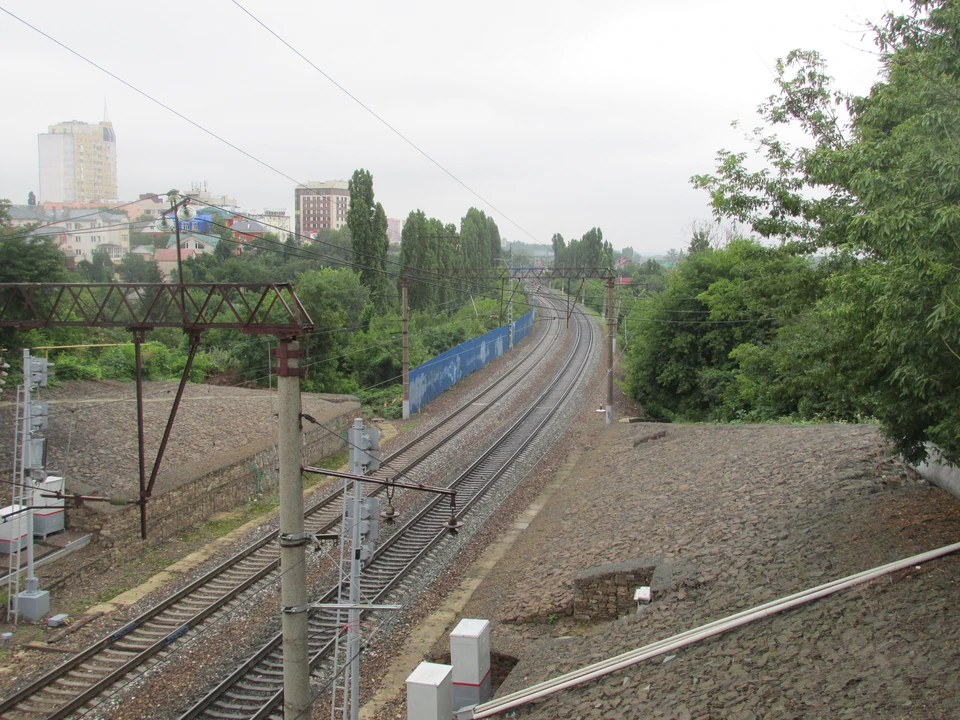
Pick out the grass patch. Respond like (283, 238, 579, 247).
(180, 495, 280, 543)
(179, 448, 348, 544)
(310, 448, 349, 473)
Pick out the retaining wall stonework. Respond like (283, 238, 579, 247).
(572, 557, 658, 621)
(67, 407, 357, 565)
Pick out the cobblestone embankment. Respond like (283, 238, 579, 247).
(421, 421, 960, 720)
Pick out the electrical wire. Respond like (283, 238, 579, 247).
(1, 198, 152, 240)
(194, 205, 540, 313)
(228, 0, 546, 250)
(0, 6, 308, 189)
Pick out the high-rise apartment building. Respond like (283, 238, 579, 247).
(38, 120, 118, 203)
(294, 180, 350, 239)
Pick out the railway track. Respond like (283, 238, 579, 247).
(0, 292, 571, 720)
(180, 296, 597, 719)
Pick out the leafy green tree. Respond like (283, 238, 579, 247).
(550, 233, 566, 267)
(625, 239, 820, 419)
(27, 191, 36, 206)
(117, 253, 163, 284)
(295, 268, 371, 391)
(312, 226, 353, 266)
(0, 235, 67, 285)
(398, 210, 437, 311)
(691, 0, 960, 462)
(76, 247, 115, 282)
(347, 169, 389, 306)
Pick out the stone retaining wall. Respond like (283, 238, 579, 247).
(67, 407, 356, 564)
(572, 557, 658, 621)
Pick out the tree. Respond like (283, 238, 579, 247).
(214, 225, 235, 261)
(625, 239, 821, 420)
(690, 0, 960, 463)
(551, 233, 566, 267)
(27, 191, 36, 206)
(76, 247, 114, 282)
(0, 203, 67, 283)
(347, 169, 389, 306)
(398, 210, 438, 311)
(117, 253, 163, 284)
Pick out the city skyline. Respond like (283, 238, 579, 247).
(3, 0, 909, 254)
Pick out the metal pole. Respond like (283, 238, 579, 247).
(508, 280, 514, 349)
(133, 331, 148, 539)
(349, 421, 363, 720)
(173, 201, 186, 316)
(606, 278, 614, 425)
(402, 279, 409, 420)
(144, 333, 199, 499)
(345, 418, 367, 720)
(277, 339, 311, 720)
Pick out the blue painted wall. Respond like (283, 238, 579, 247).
(409, 304, 536, 414)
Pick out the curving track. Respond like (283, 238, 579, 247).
(0, 291, 576, 720)
(180, 295, 598, 720)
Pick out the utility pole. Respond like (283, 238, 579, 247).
(275, 339, 310, 720)
(508, 279, 515, 349)
(606, 278, 614, 425)
(402, 279, 409, 420)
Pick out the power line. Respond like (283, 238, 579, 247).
(228, 0, 547, 250)
(1, 197, 153, 240)
(0, 5, 306, 189)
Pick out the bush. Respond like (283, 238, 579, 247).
(47, 353, 102, 381)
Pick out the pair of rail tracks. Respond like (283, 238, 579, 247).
(183, 297, 596, 719)
(1, 292, 593, 720)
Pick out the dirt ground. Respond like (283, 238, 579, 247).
(417, 413, 960, 718)
(4, 360, 959, 720)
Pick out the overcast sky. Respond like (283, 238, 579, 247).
(1, 0, 907, 255)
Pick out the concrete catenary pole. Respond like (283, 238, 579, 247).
(276, 339, 311, 720)
(606, 278, 614, 425)
(348, 419, 365, 720)
(402, 279, 410, 420)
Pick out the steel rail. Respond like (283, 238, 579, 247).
(0, 294, 559, 720)
(181, 295, 595, 719)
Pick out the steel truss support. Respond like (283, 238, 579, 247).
(0, 282, 313, 539)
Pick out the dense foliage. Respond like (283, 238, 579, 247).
(0, 180, 527, 419)
(629, 0, 960, 463)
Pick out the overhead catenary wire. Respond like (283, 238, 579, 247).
(468, 540, 960, 718)
(0, 6, 307, 190)
(228, 0, 546, 250)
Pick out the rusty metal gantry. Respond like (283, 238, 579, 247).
(0, 282, 313, 538)
(400, 266, 615, 324)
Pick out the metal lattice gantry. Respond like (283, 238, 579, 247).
(0, 282, 314, 540)
(400, 266, 615, 282)
(0, 282, 312, 334)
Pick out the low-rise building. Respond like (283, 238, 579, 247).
(23, 207, 129, 261)
(8, 205, 48, 228)
(245, 209, 291, 240)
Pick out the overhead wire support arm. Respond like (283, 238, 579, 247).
(0, 281, 313, 541)
(301, 466, 457, 498)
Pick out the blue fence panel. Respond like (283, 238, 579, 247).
(409, 306, 535, 414)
